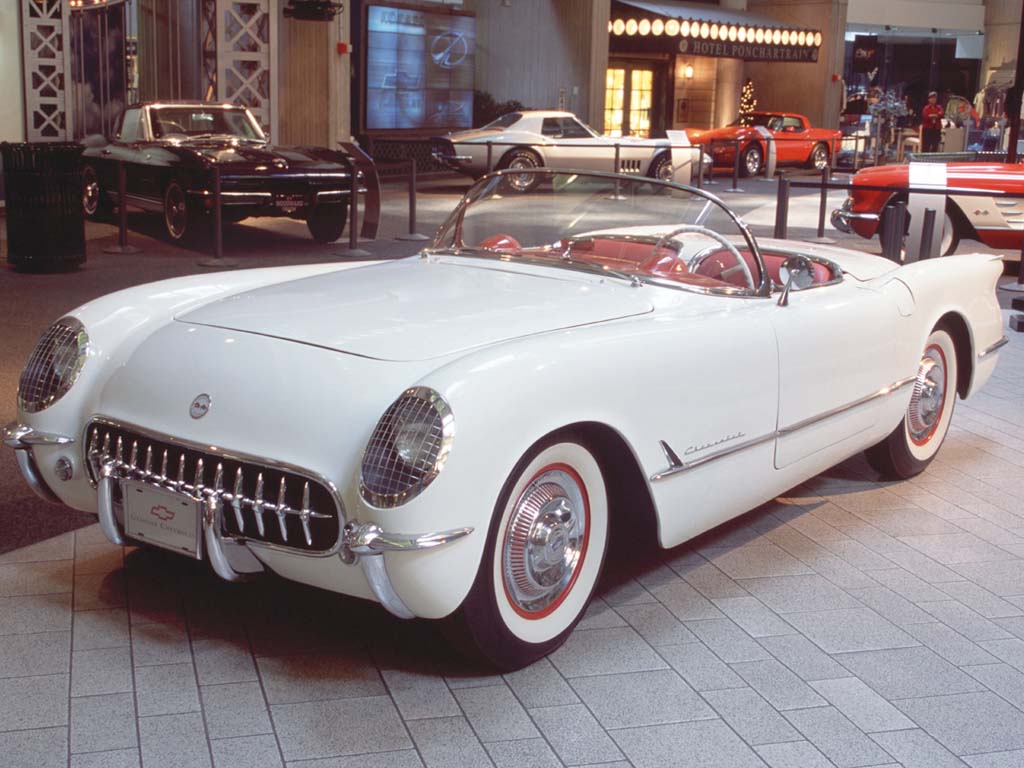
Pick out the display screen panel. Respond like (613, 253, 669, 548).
(366, 4, 475, 130)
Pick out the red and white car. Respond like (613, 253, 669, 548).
(832, 161, 1024, 257)
(687, 112, 841, 176)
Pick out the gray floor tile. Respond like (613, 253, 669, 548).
(0, 726, 67, 768)
(572, 669, 715, 729)
(740, 574, 861, 614)
(615, 602, 699, 646)
(899, 533, 1016, 565)
(810, 677, 915, 732)
(139, 711, 212, 768)
(646, 577, 725, 621)
(0, 560, 73, 597)
(939, 582, 1024, 619)
(730, 658, 826, 710)
(964, 663, 1024, 710)
(783, 706, 894, 768)
(202, 681, 273, 739)
(530, 703, 624, 765)
(502, 657, 579, 708)
(73, 570, 126, 612)
(0, 630, 70, 677)
(703, 543, 814, 579)
(712, 596, 795, 638)
(73, 609, 130, 650)
(684, 619, 772, 663)
(485, 738, 562, 768)
(0, 674, 69, 731)
(130, 620, 192, 666)
(0, 532, 74, 564)
(258, 652, 386, 703)
(756, 633, 851, 681)
(919, 601, 1016, 642)
(870, 728, 969, 768)
(381, 668, 462, 720)
(964, 750, 1024, 768)
(286, 751, 424, 768)
(755, 740, 836, 768)
(669, 554, 750, 599)
(0, 594, 72, 635)
(600, 576, 657, 606)
(576, 598, 627, 630)
(995, 615, 1024, 640)
(785, 608, 918, 654)
(71, 646, 133, 696)
(211, 734, 283, 768)
(895, 691, 1024, 755)
(70, 691, 137, 754)
(548, 626, 666, 678)
(135, 661, 200, 716)
(656, 643, 746, 691)
(836, 646, 986, 699)
(978, 638, 1024, 672)
(452, 683, 539, 742)
(272, 696, 410, 761)
(951, 561, 1024, 597)
(70, 749, 141, 768)
(702, 687, 801, 745)
(612, 718, 767, 768)
(405, 715, 493, 768)
(867, 568, 950, 602)
(192, 633, 259, 685)
(846, 586, 935, 627)
(903, 622, 1000, 666)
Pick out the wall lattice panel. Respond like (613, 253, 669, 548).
(21, 0, 72, 141)
(216, 0, 278, 139)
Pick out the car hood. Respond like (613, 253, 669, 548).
(177, 257, 654, 362)
(686, 126, 749, 143)
(171, 140, 346, 172)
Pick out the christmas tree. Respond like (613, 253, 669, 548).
(739, 79, 757, 127)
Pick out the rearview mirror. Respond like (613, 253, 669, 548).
(777, 256, 815, 306)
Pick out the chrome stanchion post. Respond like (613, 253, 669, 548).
(918, 208, 936, 260)
(103, 160, 141, 254)
(613, 142, 621, 175)
(396, 157, 429, 242)
(725, 138, 743, 193)
(773, 173, 789, 240)
(335, 165, 371, 258)
(694, 148, 703, 189)
(197, 165, 239, 268)
(813, 166, 837, 244)
(486, 141, 493, 174)
(880, 201, 907, 262)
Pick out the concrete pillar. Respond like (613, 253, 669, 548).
(984, 0, 1022, 83)
(0, 2, 25, 141)
(715, 58, 744, 128)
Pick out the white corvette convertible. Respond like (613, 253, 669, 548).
(5, 170, 1007, 669)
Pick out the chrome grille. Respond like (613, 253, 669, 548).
(360, 388, 453, 508)
(18, 318, 88, 413)
(85, 421, 341, 553)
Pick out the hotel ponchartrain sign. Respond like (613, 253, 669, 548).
(609, 16, 822, 63)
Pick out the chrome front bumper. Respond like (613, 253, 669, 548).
(831, 197, 880, 234)
(5, 420, 473, 620)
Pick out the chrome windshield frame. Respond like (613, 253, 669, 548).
(431, 168, 771, 298)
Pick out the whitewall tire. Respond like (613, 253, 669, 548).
(866, 326, 958, 478)
(449, 436, 609, 669)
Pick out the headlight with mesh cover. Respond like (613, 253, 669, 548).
(18, 317, 89, 413)
(360, 387, 454, 508)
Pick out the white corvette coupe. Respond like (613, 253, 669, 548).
(5, 170, 1007, 669)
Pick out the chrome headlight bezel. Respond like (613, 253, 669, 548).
(17, 317, 89, 414)
(359, 387, 454, 509)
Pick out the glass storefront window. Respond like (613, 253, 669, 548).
(604, 66, 654, 138)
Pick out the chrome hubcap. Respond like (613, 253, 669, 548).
(813, 147, 828, 169)
(908, 350, 945, 442)
(744, 149, 761, 174)
(166, 187, 187, 238)
(508, 158, 537, 191)
(503, 470, 587, 615)
(83, 173, 99, 214)
(657, 160, 672, 181)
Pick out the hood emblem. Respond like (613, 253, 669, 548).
(189, 394, 212, 420)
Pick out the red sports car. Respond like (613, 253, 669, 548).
(832, 161, 1024, 257)
(687, 112, 841, 176)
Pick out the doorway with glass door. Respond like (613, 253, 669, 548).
(604, 61, 667, 138)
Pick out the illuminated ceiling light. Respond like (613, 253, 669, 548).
(612, 18, 625, 35)
(747, 27, 756, 42)
(685, 64, 694, 79)
(755, 28, 765, 43)
(781, 30, 790, 45)
(772, 29, 781, 44)
(738, 26, 747, 42)
(652, 19, 664, 35)
(608, 20, 613, 32)
(666, 19, 680, 35)
(710, 24, 719, 40)
(814, 31, 823, 46)
(638, 19, 651, 35)
(700, 22, 710, 38)
(728, 25, 738, 41)
(625, 18, 638, 35)
(679, 20, 690, 36)
(691, 22, 701, 38)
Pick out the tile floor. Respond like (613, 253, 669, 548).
(1, 322, 1023, 768)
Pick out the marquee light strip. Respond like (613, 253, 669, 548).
(608, 17, 822, 48)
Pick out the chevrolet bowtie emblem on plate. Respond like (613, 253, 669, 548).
(189, 393, 212, 419)
(150, 504, 175, 522)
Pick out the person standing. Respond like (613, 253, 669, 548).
(921, 91, 944, 153)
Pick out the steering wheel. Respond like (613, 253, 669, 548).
(157, 121, 187, 137)
(652, 225, 755, 290)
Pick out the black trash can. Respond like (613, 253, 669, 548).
(1, 142, 86, 272)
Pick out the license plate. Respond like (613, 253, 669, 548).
(123, 481, 202, 559)
(275, 193, 305, 211)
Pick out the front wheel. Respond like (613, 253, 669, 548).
(866, 326, 958, 479)
(306, 202, 349, 243)
(740, 143, 762, 177)
(448, 436, 609, 670)
(498, 148, 542, 193)
(164, 181, 192, 242)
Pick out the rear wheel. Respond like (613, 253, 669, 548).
(807, 142, 830, 171)
(740, 143, 762, 177)
(306, 202, 349, 243)
(866, 326, 958, 478)
(498, 148, 542, 193)
(649, 153, 672, 182)
(447, 435, 609, 670)
(82, 165, 112, 220)
(164, 181, 192, 242)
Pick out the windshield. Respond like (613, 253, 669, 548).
(150, 107, 265, 140)
(431, 170, 766, 295)
(728, 114, 782, 130)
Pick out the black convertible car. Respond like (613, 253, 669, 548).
(81, 101, 368, 243)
